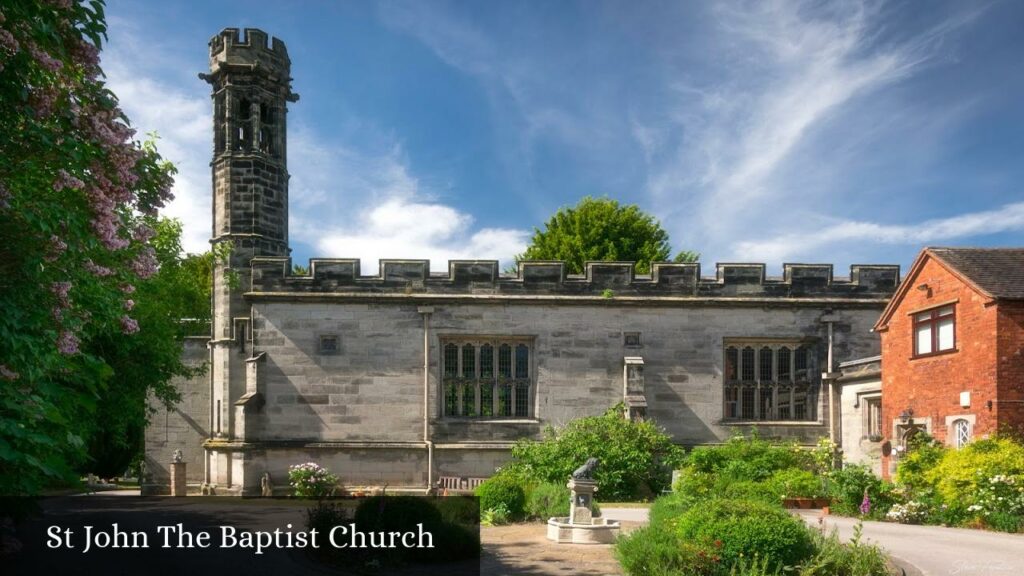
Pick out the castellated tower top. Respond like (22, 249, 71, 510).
(205, 28, 298, 102)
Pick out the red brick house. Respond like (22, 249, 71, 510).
(874, 247, 1024, 477)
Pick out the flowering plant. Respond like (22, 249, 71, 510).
(966, 473, 1024, 519)
(289, 462, 339, 499)
(885, 500, 929, 524)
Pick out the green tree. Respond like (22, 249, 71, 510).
(515, 196, 698, 274)
(509, 405, 684, 500)
(0, 1, 178, 494)
(84, 218, 219, 478)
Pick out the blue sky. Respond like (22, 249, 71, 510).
(103, 0, 1024, 275)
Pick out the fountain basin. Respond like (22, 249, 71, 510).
(546, 516, 621, 544)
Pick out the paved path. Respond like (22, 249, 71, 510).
(796, 511, 1024, 576)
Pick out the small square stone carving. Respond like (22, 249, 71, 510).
(624, 332, 642, 347)
(319, 334, 339, 354)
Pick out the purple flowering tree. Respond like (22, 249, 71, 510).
(0, 1, 188, 494)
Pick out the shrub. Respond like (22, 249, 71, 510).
(769, 468, 823, 498)
(894, 433, 946, 489)
(305, 502, 349, 536)
(288, 462, 338, 499)
(475, 473, 527, 520)
(926, 437, 1024, 506)
(615, 524, 722, 576)
(885, 500, 929, 524)
(481, 504, 512, 526)
(674, 498, 814, 571)
(649, 492, 700, 528)
(717, 480, 779, 504)
(800, 524, 890, 576)
(526, 482, 570, 520)
(685, 434, 814, 482)
(354, 496, 479, 562)
(828, 464, 895, 519)
(673, 468, 715, 497)
(510, 404, 684, 500)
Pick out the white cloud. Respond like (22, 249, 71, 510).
(288, 129, 528, 273)
(104, 16, 527, 269)
(103, 22, 211, 255)
(733, 201, 1024, 263)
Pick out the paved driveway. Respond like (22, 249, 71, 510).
(796, 511, 1024, 576)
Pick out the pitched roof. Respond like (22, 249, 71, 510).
(928, 247, 1024, 300)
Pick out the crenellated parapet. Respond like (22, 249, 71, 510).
(248, 258, 900, 300)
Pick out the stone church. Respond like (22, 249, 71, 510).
(143, 28, 901, 495)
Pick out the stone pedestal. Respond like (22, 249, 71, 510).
(170, 462, 187, 497)
(568, 479, 596, 524)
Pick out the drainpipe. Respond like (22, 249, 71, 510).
(418, 306, 435, 492)
(820, 312, 842, 466)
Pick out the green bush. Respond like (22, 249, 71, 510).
(675, 498, 815, 571)
(615, 524, 722, 576)
(828, 464, 895, 519)
(525, 482, 570, 520)
(475, 473, 527, 520)
(769, 468, 823, 498)
(717, 480, 779, 504)
(510, 404, 684, 500)
(649, 492, 700, 528)
(673, 468, 715, 497)
(685, 434, 815, 482)
(894, 433, 947, 489)
(926, 437, 1024, 505)
(353, 496, 479, 562)
(800, 525, 890, 576)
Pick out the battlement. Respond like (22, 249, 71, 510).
(208, 28, 291, 80)
(247, 258, 900, 301)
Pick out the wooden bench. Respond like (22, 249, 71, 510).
(436, 476, 488, 493)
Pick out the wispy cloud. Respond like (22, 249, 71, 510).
(734, 201, 1024, 263)
(641, 0, 999, 265)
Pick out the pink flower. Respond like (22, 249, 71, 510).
(84, 259, 113, 277)
(57, 330, 80, 355)
(0, 28, 18, 57)
(0, 364, 19, 381)
(27, 44, 62, 72)
(54, 170, 85, 191)
(131, 247, 158, 279)
(132, 224, 155, 243)
(120, 315, 139, 335)
(51, 281, 72, 305)
(123, 299, 135, 311)
(45, 234, 68, 262)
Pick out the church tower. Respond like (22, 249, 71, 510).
(201, 29, 297, 484)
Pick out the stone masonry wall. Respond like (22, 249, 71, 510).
(143, 337, 209, 494)
(248, 299, 884, 452)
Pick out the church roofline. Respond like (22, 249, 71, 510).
(247, 257, 900, 301)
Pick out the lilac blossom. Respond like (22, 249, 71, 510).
(0, 364, 19, 381)
(120, 315, 139, 335)
(57, 330, 80, 355)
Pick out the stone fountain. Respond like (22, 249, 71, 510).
(546, 458, 621, 544)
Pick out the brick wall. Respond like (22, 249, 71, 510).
(997, 302, 1024, 435)
(880, 256, 1000, 459)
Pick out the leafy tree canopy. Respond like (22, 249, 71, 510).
(0, 0, 180, 494)
(515, 196, 698, 274)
